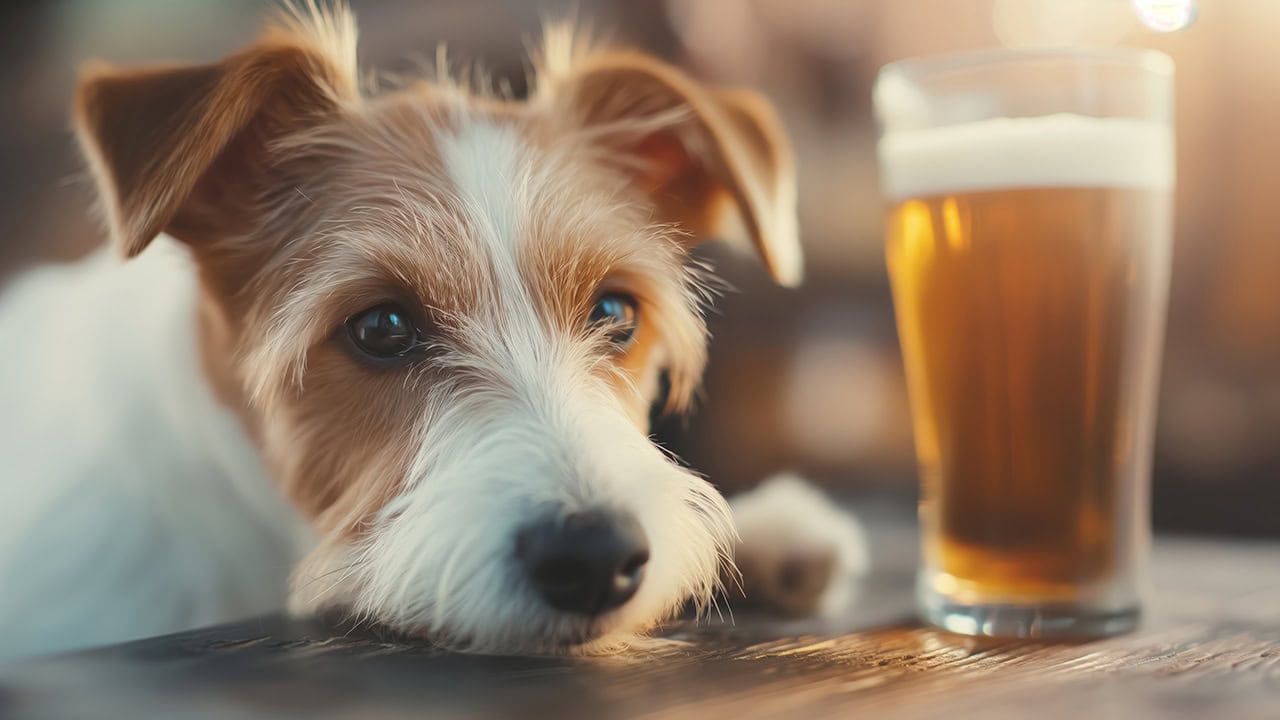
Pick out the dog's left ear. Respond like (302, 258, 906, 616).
(545, 50, 802, 287)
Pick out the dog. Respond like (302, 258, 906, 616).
(0, 3, 865, 659)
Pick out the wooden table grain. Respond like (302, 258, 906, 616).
(2, 521, 1277, 720)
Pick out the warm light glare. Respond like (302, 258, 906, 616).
(1132, 0, 1196, 32)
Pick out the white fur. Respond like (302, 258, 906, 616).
(0, 240, 311, 660)
(437, 120, 527, 270)
(336, 355, 735, 651)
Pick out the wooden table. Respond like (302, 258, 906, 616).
(2, 517, 1277, 720)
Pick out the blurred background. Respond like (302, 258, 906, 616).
(1, 0, 1274, 537)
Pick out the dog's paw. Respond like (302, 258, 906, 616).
(728, 473, 869, 617)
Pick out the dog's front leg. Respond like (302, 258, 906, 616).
(727, 474, 870, 617)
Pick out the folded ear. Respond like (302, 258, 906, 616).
(73, 7, 359, 257)
(543, 50, 802, 286)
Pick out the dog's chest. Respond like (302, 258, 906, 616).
(0, 240, 310, 658)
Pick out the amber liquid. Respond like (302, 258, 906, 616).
(887, 187, 1171, 605)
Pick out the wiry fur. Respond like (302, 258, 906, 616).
(278, 118, 734, 651)
(0, 2, 863, 659)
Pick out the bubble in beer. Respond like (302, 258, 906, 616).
(1131, 0, 1195, 32)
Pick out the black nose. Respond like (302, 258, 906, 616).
(517, 510, 649, 616)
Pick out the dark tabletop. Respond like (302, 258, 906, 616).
(2, 518, 1278, 720)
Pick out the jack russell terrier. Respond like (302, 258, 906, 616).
(0, 2, 865, 658)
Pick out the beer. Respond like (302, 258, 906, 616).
(881, 113, 1175, 631)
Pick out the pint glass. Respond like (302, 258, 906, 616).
(874, 49, 1175, 637)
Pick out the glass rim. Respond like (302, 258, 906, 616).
(878, 46, 1174, 83)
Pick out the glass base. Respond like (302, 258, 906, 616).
(917, 577, 1140, 639)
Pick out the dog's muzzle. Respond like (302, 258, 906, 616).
(516, 510, 649, 616)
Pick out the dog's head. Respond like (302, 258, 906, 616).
(73, 4, 799, 653)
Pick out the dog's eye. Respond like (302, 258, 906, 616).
(589, 292, 639, 348)
(346, 304, 419, 358)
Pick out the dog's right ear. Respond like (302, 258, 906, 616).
(73, 7, 358, 257)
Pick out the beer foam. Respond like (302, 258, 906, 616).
(878, 114, 1174, 201)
